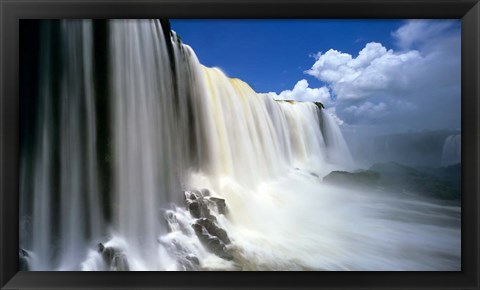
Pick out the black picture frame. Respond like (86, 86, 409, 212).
(1, 0, 479, 289)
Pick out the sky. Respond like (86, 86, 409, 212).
(171, 19, 461, 134)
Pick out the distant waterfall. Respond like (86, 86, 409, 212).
(320, 111, 354, 167)
(441, 134, 461, 166)
(21, 20, 459, 271)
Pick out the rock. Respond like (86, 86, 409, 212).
(97, 243, 130, 271)
(111, 253, 130, 271)
(208, 197, 228, 215)
(203, 236, 233, 260)
(196, 218, 230, 244)
(19, 248, 29, 257)
(314, 101, 325, 110)
(179, 254, 201, 271)
(184, 190, 215, 219)
(102, 247, 116, 263)
(19, 248, 30, 271)
(188, 201, 201, 218)
(19, 256, 29, 271)
(323, 170, 379, 188)
(200, 188, 210, 196)
(184, 188, 233, 261)
(192, 219, 232, 261)
(192, 222, 204, 234)
(185, 254, 200, 266)
(309, 172, 319, 178)
(97, 243, 105, 252)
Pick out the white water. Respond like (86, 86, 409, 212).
(58, 20, 104, 270)
(23, 20, 105, 270)
(29, 21, 54, 271)
(441, 134, 461, 166)
(21, 19, 460, 271)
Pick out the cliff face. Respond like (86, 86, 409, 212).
(347, 130, 461, 168)
(323, 161, 461, 200)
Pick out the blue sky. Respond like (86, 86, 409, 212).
(171, 20, 400, 93)
(171, 20, 461, 133)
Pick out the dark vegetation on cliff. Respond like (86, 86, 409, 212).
(323, 162, 461, 200)
(349, 130, 460, 168)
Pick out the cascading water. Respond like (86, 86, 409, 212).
(441, 134, 461, 166)
(57, 20, 104, 270)
(320, 110, 354, 167)
(20, 19, 460, 271)
(21, 20, 105, 270)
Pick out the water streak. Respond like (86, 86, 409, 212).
(441, 134, 461, 166)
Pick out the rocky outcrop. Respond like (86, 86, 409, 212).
(323, 162, 461, 200)
(19, 248, 30, 271)
(195, 218, 231, 244)
(184, 189, 233, 261)
(97, 243, 130, 271)
(184, 190, 216, 220)
(182, 254, 200, 271)
(323, 170, 379, 188)
(208, 197, 228, 215)
(192, 221, 233, 260)
(371, 162, 461, 200)
(314, 101, 325, 110)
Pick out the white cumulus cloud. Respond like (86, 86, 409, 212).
(305, 42, 422, 101)
(344, 102, 388, 119)
(392, 19, 456, 50)
(268, 79, 331, 104)
(262, 20, 460, 132)
(305, 20, 460, 129)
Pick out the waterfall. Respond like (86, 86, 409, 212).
(58, 20, 104, 270)
(21, 20, 105, 270)
(320, 110, 354, 167)
(441, 134, 461, 166)
(21, 19, 459, 271)
(29, 21, 54, 270)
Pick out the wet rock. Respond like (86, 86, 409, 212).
(185, 188, 233, 261)
(192, 219, 233, 261)
(184, 190, 215, 219)
(179, 254, 200, 271)
(97, 243, 130, 271)
(200, 188, 210, 196)
(208, 197, 228, 215)
(185, 189, 228, 217)
(19, 248, 30, 271)
(323, 170, 379, 189)
(185, 254, 200, 266)
(97, 243, 105, 252)
(196, 218, 230, 244)
(192, 222, 203, 234)
(188, 201, 201, 218)
(206, 237, 233, 260)
(111, 253, 130, 271)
